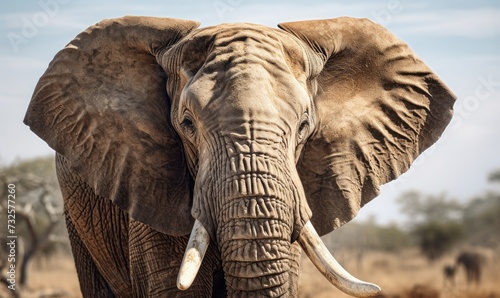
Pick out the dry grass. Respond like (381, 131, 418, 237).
(0, 256, 81, 298)
(1, 249, 498, 297)
(299, 248, 500, 298)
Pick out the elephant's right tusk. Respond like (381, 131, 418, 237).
(177, 219, 210, 291)
(298, 221, 381, 297)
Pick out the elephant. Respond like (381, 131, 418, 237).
(456, 251, 484, 286)
(24, 16, 456, 297)
(442, 264, 457, 286)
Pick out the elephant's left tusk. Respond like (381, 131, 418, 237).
(298, 221, 381, 297)
(177, 219, 210, 291)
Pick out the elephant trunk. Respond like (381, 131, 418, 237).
(218, 196, 293, 297)
(177, 219, 381, 297)
(178, 138, 381, 296)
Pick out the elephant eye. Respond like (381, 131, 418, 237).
(181, 116, 196, 136)
(297, 120, 309, 141)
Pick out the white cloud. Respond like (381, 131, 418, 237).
(0, 94, 53, 165)
(0, 56, 48, 101)
(394, 8, 500, 38)
(209, 2, 383, 25)
(0, 11, 88, 32)
(0, 55, 48, 70)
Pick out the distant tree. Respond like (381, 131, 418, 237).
(488, 169, 500, 183)
(455, 169, 500, 248)
(397, 191, 462, 224)
(397, 192, 464, 261)
(375, 224, 409, 253)
(325, 216, 409, 253)
(411, 221, 464, 261)
(462, 193, 500, 247)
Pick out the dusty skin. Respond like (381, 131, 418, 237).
(24, 16, 455, 297)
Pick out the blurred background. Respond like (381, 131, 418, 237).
(1, 0, 499, 297)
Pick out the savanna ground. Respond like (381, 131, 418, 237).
(1, 248, 498, 298)
(299, 248, 500, 298)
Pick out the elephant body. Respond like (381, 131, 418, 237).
(58, 152, 303, 296)
(57, 154, 231, 297)
(25, 16, 455, 297)
(442, 264, 457, 286)
(456, 251, 483, 286)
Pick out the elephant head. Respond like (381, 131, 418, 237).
(24, 16, 455, 297)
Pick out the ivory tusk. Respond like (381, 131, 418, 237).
(298, 221, 381, 297)
(177, 219, 210, 291)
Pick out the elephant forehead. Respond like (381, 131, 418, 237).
(167, 23, 312, 125)
(187, 23, 309, 79)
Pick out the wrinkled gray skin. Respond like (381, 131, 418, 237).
(24, 16, 456, 297)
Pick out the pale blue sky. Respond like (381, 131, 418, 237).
(1, 0, 499, 224)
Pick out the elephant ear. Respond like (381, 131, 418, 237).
(279, 17, 456, 236)
(24, 16, 200, 236)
